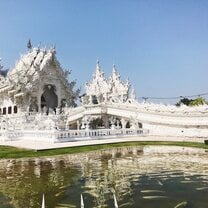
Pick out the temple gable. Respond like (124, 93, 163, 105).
(0, 47, 77, 115)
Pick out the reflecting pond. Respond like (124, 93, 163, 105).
(0, 145, 208, 208)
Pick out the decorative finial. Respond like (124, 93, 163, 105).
(27, 39, 32, 50)
(38, 42, 41, 48)
(126, 77, 130, 86)
(112, 64, 116, 72)
(130, 87, 136, 100)
(51, 44, 56, 54)
(96, 58, 101, 70)
(96, 57, 99, 65)
(0, 58, 3, 71)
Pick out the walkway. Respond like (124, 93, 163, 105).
(0, 136, 206, 150)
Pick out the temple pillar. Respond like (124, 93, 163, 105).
(97, 95, 100, 104)
(81, 120, 85, 129)
(89, 95, 93, 105)
(85, 121, 90, 130)
(65, 122, 69, 130)
(104, 93, 108, 102)
(121, 94, 124, 102)
(38, 88, 41, 112)
(121, 118, 127, 129)
(110, 119, 116, 130)
(56, 84, 61, 107)
(77, 120, 80, 130)
(103, 115, 109, 128)
(81, 121, 85, 129)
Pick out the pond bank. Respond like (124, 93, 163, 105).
(0, 136, 208, 159)
(0, 135, 206, 150)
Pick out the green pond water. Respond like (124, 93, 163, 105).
(0, 145, 208, 208)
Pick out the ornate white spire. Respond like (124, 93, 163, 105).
(93, 59, 104, 80)
(85, 59, 110, 97)
(112, 64, 116, 73)
(130, 87, 136, 100)
(96, 57, 100, 68)
(108, 64, 130, 101)
(94, 58, 102, 74)
(85, 61, 132, 104)
(110, 64, 120, 82)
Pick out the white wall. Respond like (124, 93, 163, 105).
(143, 123, 208, 138)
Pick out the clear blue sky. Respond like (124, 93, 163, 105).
(0, 0, 208, 103)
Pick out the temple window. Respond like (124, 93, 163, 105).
(3, 107, 6, 115)
(126, 121, 130, 128)
(92, 95, 98, 104)
(14, 106, 18, 114)
(8, 106, 12, 114)
(138, 123, 143, 128)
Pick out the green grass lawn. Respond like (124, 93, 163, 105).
(0, 141, 208, 159)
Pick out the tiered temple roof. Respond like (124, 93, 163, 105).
(85, 60, 131, 103)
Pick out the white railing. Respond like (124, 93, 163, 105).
(0, 130, 57, 142)
(0, 128, 149, 142)
(55, 128, 149, 141)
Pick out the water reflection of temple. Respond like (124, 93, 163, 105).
(0, 146, 208, 207)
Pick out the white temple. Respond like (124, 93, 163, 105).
(0, 46, 208, 142)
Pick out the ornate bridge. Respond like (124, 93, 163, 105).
(65, 100, 208, 138)
(1, 99, 208, 142)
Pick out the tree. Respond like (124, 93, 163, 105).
(189, 97, 206, 106)
(176, 97, 206, 106)
(176, 98, 191, 106)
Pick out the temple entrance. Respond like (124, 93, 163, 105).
(138, 122, 143, 128)
(126, 121, 130, 128)
(41, 84, 58, 114)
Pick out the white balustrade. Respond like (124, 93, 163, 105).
(0, 128, 149, 142)
(55, 128, 149, 141)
